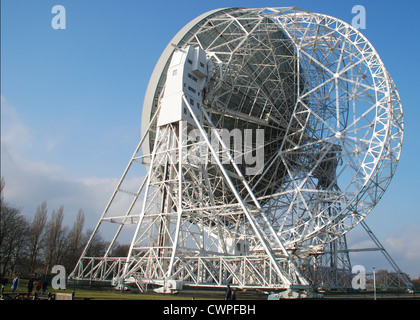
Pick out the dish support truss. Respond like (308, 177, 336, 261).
(69, 7, 411, 290)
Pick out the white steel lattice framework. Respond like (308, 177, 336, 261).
(70, 7, 409, 290)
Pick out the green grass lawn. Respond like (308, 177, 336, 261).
(67, 289, 196, 300)
(6, 278, 232, 300)
(4, 286, 221, 300)
(5, 279, 419, 300)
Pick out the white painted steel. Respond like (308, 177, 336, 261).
(70, 7, 406, 290)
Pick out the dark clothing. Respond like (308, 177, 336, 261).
(27, 277, 34, 296)
(28, 278, 34, 290)
(225, 286, 232, 300)
(1, 277, 8, 294)
(1, 277, 8, 286)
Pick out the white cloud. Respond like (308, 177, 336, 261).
(346, 222, 420, 279)
(384, 224, 420, 278)
(1, 96, 33, 152)
(1, 96, 144, 236)
(1, 141, 114, 229)
(385, 225, 420, 259)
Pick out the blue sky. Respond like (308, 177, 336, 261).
(2, 0, 420, 278)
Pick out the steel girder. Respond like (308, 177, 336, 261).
(70, 7, 407, 291)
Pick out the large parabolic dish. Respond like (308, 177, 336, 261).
(71, 7, 405, 290)
(140, 7, 403, 247)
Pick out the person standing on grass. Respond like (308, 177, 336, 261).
(42, 279, 48, 293)
(27, 276, 35, 297)
(1, 275, 8, 294)
(225, 285, 232, 300)
(35, 280, 42, 293)
(11, 276, 19, 293)
(231, 288, 236, 300)
(34, 280, 42, 299)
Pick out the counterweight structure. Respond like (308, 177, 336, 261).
(70, 7, 411, 291)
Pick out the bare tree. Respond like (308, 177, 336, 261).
(0, 177, 5, 200)
(1, 178, 123, 277)
(54, 223, 69, 267)
(64, 209, 85, 271)
(44, 206, 69, 273)
(110, 243, 130, 257)
(1, 179, 32, 275)
(84, 229, 108, 257)
(0, 201, 29, 275)
(1, 179, 29, 275)
(27, 201, 48, 274)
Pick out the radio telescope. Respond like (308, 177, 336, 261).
(70, 7, 410, 291)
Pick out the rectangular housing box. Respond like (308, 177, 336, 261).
(157, 46, 208, 128)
